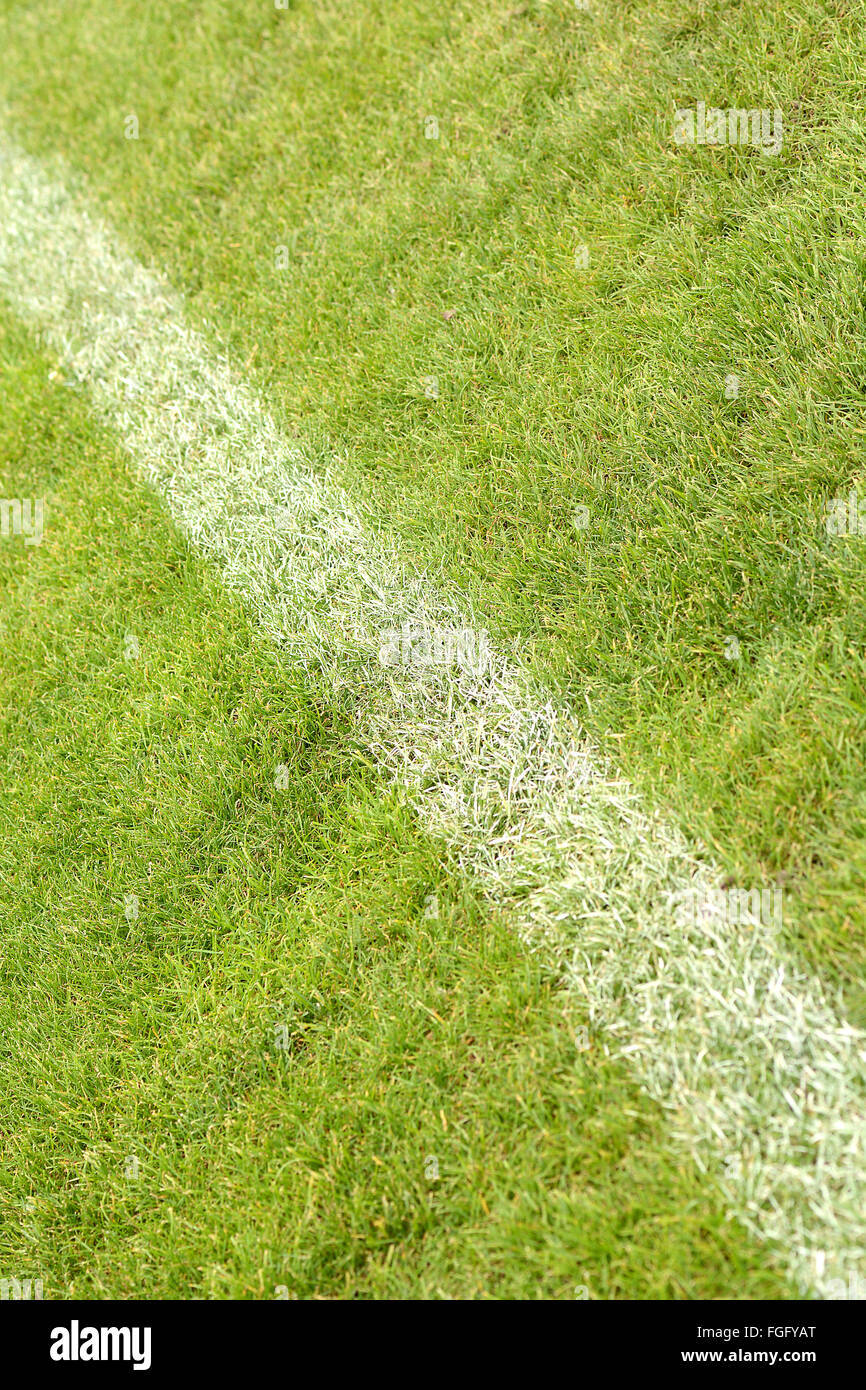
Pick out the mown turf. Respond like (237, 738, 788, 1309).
(0, 0, 863, 1016)
(0, 311, 794, 1297)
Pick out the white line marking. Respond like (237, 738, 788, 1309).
(0, 129, 864, 1296)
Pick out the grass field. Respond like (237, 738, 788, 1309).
(1, 0, 865, 1299)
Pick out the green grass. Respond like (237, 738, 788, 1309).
(0, 312, 792, 1298)
(2, 0, 865, 1298)
(0, 0, 864, 1017)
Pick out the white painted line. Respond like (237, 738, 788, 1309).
(0, 128, 863, 1297)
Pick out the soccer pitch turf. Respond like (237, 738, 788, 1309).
(0, 0, 865, 1301)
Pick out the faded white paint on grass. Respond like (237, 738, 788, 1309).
(0, 129, 864, 1297)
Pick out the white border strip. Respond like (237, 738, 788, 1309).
(1, 131, 864, 1297)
